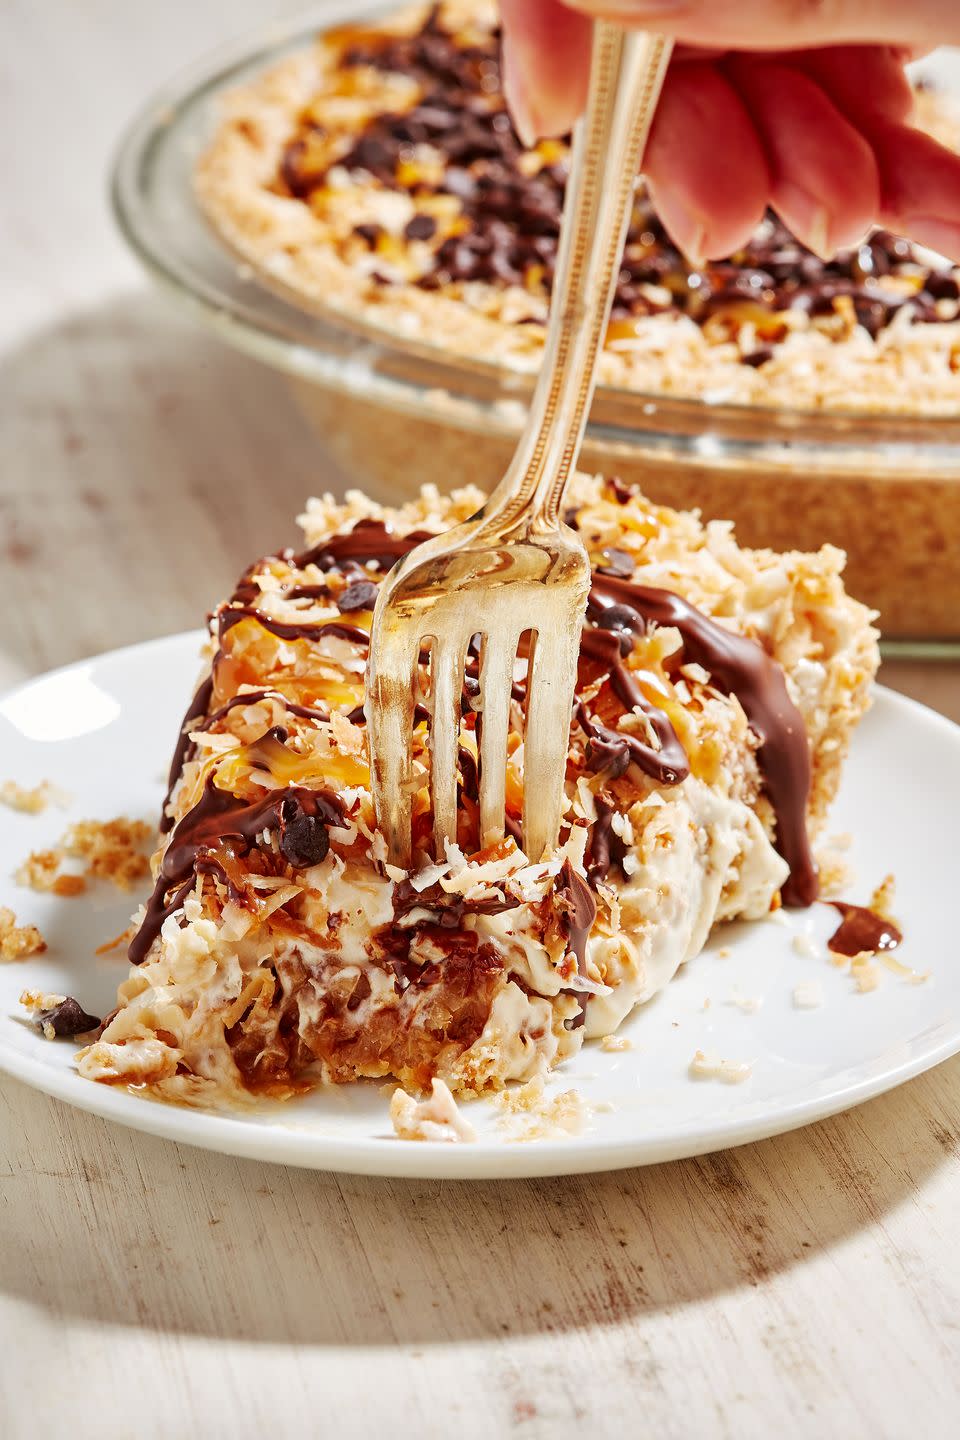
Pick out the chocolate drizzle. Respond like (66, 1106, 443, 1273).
(556, 859, 598, 1028)
(198, 691, 329, 732)
(589, 575, 816, 905)
(585, 796, 626, 886)
(161, 676, 214, 833)
(218, 607, 369, 649)
(157, 521, 417, 835)
(152, 503, 817, 981)
(293, 520, 434, 572)
(159, 685, 329, 834)
(577, 630, 689, 788)
(130, 780, 345, 965)
(826, 902, 902, 958)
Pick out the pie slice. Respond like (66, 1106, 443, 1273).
(78, 475, 878, 1103)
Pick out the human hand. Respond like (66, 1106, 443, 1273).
(499, 0, 960, 261)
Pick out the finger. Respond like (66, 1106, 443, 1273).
(724, 57, 880, 254)
(870, 123, 960, 259)
(500, 0, 591, 143)
(643, 61, 770, 260)
(559, 0, 960, 52)
(792, 45, 916, 129)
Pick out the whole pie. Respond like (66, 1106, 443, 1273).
(76, 475, 878, 1103)
(197, 0, 960, 414)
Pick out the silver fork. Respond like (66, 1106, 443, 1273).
(366, 23, 673, 869)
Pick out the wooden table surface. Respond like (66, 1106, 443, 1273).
(2, 5, 959, 1436)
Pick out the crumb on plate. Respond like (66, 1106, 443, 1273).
(20, 989, 100, 1040)
(0, 907, 47, 962)
(0, 779, 70, 815)
(494, 1076, 587, 1139)
(390, 1077, 477, 1142)
(689, 1049, 753, 1084)
(851, 956, 881, 993)
(62, 818, 153, 890)
(792, 979, 824, 1009)
(816, 843, 853, 897)
(15, 817, 152, 895)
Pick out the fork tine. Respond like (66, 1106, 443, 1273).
(366, 626, 421, 869)
(477, 628, 519, 848)
(429, 635, 466, 858)
(522, 623, 581, 862)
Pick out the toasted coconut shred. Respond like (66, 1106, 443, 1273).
(0, 780, 70, 815)
(16, 818, 153, 897)
(72, 474, 877, 1111)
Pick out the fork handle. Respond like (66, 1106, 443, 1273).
(479, 25, 673, 536)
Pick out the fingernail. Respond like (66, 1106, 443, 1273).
(775, 183, 834, 261)
(899, 216, 960, 262)
(665, 212, 706, 267)
(832, 224, 873, 252)
(500, 42, 539, 148)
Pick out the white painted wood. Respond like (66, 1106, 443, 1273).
(1, 4, 959, 1436)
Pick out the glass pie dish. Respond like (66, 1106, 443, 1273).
(111, 1, 960, 644)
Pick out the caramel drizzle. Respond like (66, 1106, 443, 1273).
(159, 685, 329, 834)
(149, 511, 816, 964)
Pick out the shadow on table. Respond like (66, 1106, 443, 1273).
(2, 1060, 956, 1345)
(0, 289, 345, 680)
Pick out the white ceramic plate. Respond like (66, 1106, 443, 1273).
(0, 632, 957, 1178)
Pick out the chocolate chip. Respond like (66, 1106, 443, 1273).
(585, 729, 631, 779)
(404, 213, 437, 242)
(597, 547, 635, 578)
(742, 347, 774, 368)
(595, 604, 639, 634)
(337, 579, 379, 612)
(36, 997, 100, 1038)
(342, 133, 394, 179)
(279, 138, 310, 197)
(279, 799, 330, 867)
(353, 222, 383, 247)
(925, 272, 960, 301)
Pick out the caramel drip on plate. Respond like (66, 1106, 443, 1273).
(826, 901, 902, 958)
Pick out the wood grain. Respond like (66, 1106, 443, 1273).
(1, 4, 959, 1436)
